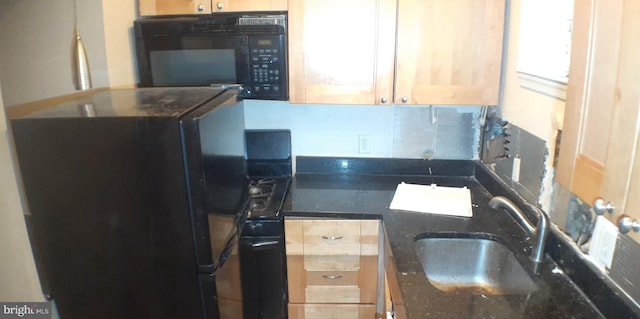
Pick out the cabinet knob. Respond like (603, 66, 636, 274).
(618, 215, 640, 234)
(380, 97, 388, 104)
(216, 2, 224, 10)
(594, 198, 615, 215)
(401, 97, 408, 103)
(197, 4, 205, 11)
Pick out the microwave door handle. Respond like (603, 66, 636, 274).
(210, 83, 244, 90)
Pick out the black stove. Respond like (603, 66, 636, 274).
(238, 129, 291, 319)
(244, 129, 292, 219)
(247, 177, 290, 218)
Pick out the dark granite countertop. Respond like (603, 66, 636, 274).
(281, 157, 640, 319)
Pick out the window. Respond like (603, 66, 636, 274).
(517, 0, 574, 100)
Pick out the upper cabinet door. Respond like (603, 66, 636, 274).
(288, 0, 505, 105)
(288, 0, 396, 104)
(557, 0, 640, 234)
(139, 0, 212, 15)
(139, 0, 287, 16)
(213, 0, 287, 12)
(395, 0, 506, 105)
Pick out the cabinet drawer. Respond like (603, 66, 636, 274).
(307, 271, 358, 286)
(304, 220, 361, 255)
(285, 219, 379, 256)
(288, 303, 376, 319)
(288, 255, 378, 304)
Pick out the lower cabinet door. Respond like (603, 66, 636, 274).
(288, 304, 376, 319)
(218, 299, 243, 319)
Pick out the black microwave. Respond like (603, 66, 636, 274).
(134, 13, 288, 100)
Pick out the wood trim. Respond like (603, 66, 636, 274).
(626, 130, 640, 242)
(374, 0, 398, 105)
(393, 0, 419, 104)
(285, 219, 304, 255)
(361, 220, 380, 255)
(359, 255, 379, 304)
(571, 154, 604, 204)
(287, 256, 307, 303)
(482, 0, 507, 105)
(287, 0, 306, 103)
(516, 71, 568, 101)
(383, 228, 404, 306)
(555, 0, 594, 188)
(600, 0, 640, 213)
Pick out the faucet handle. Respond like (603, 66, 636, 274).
(594, 198, 615, 215)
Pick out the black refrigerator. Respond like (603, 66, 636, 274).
(11, 87, 249, 319)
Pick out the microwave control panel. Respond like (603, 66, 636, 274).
(248, 36, 287, 99)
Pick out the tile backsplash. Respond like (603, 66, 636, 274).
(244, 100, 482, 167)
(482, 120, 549, 205)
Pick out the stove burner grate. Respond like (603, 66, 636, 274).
(248, 179, 277, 212)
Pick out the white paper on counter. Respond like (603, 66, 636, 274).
(389, 182, 472, 217)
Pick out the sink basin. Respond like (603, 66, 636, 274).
(414, 236, 537, 295)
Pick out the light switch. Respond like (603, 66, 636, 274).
(589, 216, 618, 269)
(511, 157, 521, 183)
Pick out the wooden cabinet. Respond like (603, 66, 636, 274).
(139, 0, 212, 15)
(288, 0, 505, 105)
(287, 0, 396, 105)
(139, 0, 286, 16)
(212, 0, 287, 12)
(285, 219, 381, 319)
(395, 0, 505, 105)
(556, 0, 640, 241)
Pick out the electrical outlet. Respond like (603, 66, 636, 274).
(358, 134, 370, 154)
(589, 216, 618, 269)
(511, 157, 521, 183)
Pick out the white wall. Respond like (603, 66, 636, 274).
(500, 0, 567, 209)
(0, 0, 137, 106)
(102, 0, 138, 88)
(0, 82, 43, 301)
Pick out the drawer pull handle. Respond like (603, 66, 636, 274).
(322, 275, 343, 280)
(322, 236, 343, 241)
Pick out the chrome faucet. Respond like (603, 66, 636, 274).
(489, 196, 550, 264)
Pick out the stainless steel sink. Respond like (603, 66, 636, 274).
(414, 237, 538, 295)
